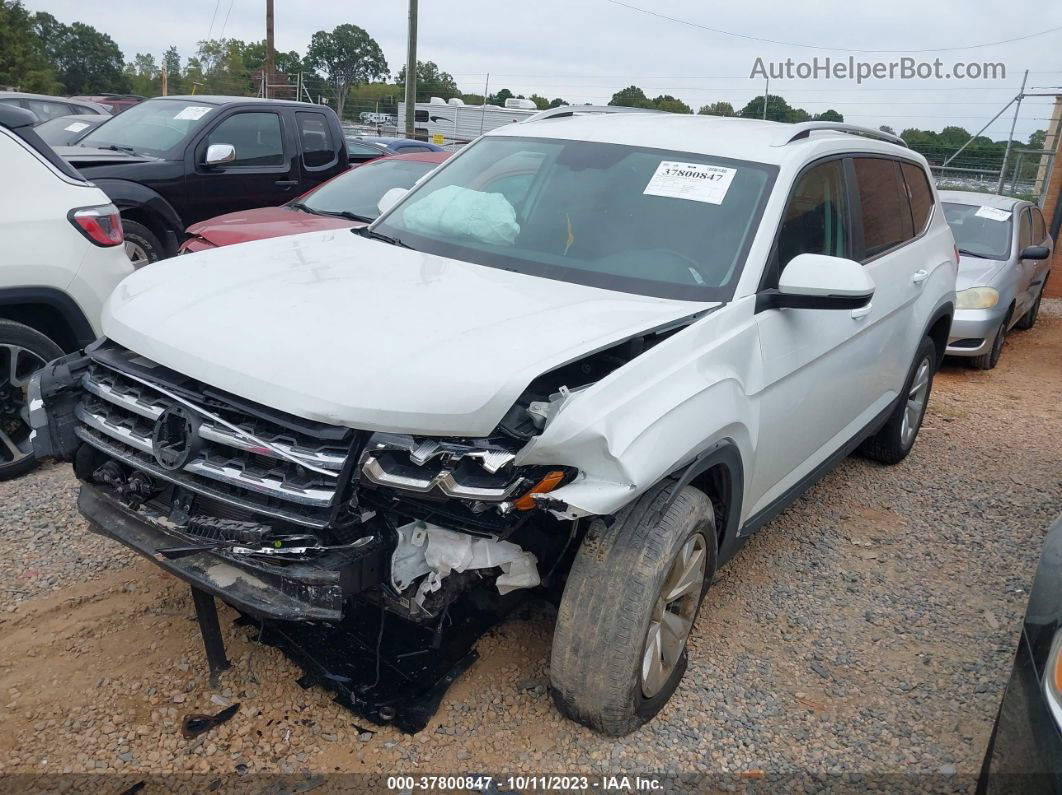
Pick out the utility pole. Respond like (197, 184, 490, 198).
(264, 0, 275, 100)
(161, 64, 168, 96)
(996, 69, 1029, 194)
(404, 0, 417, 139)
(762, 77, 769, 120)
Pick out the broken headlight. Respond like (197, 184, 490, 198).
(358, 432, 569, 512)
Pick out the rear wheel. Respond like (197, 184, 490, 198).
(859, 336, 936, 465)
(549, 484, 716, 736)
(0, 320, 63, 481)
(121, 219, 163, 268)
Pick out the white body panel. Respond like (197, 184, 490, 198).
(397, 101, 537, 144)
(0, 129, 133, 335)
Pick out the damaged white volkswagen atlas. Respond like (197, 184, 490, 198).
(29, 114, 956, 736)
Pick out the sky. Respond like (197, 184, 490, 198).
(25, 0, 1062, 142)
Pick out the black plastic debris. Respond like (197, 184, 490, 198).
(240, 589, 526, 734)
(181, 702, 240, 739)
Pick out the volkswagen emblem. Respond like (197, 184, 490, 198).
(151, 405, 200, 470)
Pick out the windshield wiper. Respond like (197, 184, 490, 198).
(319, 209, 374, 223)
(957, 248, 990, 259)
(97, 144, 139, 155)
(288, 201, 323, 216)
(355, 226, 413, 249)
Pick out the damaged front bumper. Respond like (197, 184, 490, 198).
(78, 484, 383, 621)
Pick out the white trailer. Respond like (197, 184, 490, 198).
(397, 97, 539, 146)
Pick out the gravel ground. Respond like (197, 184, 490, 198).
(0, 300, 1060, 789)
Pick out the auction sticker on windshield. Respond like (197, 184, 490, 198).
(174, 106, 212, 121)
(975, 206, 1011, 222)
(643, 161, 736, 205)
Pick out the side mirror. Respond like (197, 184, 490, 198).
(757, 253, 875, 312)
(377, 187, 408, 216)
(204, 143, 235, 166)
(1020, 245, 1050, 261)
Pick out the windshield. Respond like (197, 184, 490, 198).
(304, 158, 439, 220)
(35, 116, 100, 146)
(79, 99, 217, 157)
(374, 136, 776, 300)
(943, 202, 1013, 260)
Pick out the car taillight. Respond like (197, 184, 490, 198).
(69, 204, 123, 247)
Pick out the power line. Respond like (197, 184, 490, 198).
(603, 0, 1062, 53)
(218, 0, 236, 41)
(206, 0, 221, 41)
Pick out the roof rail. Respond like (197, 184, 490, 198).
(774, 121, 907, 148)
(522, 104, 665, 124)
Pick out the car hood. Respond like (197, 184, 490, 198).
(103, 230, 713, 436)
(956, 256, 1007, 291)
(186, 206, 361, 247)
(55, 145, 155, 166)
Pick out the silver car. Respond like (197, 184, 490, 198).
(940, 191, 1053, 369)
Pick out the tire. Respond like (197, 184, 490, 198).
(1015, 282, 1046, 331)
(971, 308, 1012, 370)
(121, 219, 164, 268)
(858, 336, 937, 465)
(0, 319, 63, 481)
(549, 484, 717, 736)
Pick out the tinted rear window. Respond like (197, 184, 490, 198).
(853, 158, 914, 259)
(900, 161, 934, 234)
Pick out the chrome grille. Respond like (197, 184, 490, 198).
(75, 362, 352, 525)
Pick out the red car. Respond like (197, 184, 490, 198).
(179, 151, 450, 253)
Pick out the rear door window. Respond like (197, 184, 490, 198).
(1019, 209, 1033, 252)
(296, 111, 336, 169)
(899, 161, 934, 234)
(853, 158, 915, 259)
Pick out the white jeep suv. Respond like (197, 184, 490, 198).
(0, 104, 132, 480)
(30, 114, 955, 735)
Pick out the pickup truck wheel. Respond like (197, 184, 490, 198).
(122, 220, 163, 268)
(0, 320, 63, 481)
(549, 484, 716, 736)
(858, 336, 936, 465)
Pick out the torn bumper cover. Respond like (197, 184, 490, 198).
(77, 485, 377, 622)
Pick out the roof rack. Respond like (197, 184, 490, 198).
(522, 104, 664, 123)
(774, 121, 907, 148)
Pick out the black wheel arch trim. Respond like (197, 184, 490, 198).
(922, 299, 955, 366)
(657, 438, 745, 566)
(91, 178, 185, 254)
(0, 287, 95, 349)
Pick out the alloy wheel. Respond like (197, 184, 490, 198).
(0, 343, 46, 465)
(125, 240, 150, 268)
(900, 356, 931, 448)
(641, 533, 706, 698)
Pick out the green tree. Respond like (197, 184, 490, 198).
(738, 94, 791, 122)
(698, 101, 734, 116)
(0, 0, 58, 93)
(528, 94, 550, 110)
(879, 124, 896, 135)
(397, 60, 459, 101)
(162, 46, 183, 94)
(609, 85, 651, 108)
(548, 97, 568, 108)
(33, 13, 127, 94)
(1028, 129, 1047, 150)
(814, 108, 844, 122)
(306, 24, 388, 119)
(124, 52, 159, 96)
(650, 94, 691, 114)
(487, 87, 514, 106)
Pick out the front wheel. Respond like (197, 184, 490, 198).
(0, 320, 64, 480)
(1015, 282, 1046, 331)
(121, 219, 164, 268)
(858, 336, 937, 465)
(971, 309, 1011, 370)
(549, 484, 717, 736)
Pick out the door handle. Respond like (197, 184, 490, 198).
(275, 179, 298, 190)
(851, 303, 872, 319)
(911, 269, 929, 285)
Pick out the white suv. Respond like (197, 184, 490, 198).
(0, 105, 132, 480)
(30, 114, 955, 734)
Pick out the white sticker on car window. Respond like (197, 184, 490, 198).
(64, 122, 90, 132)
(974, 206, 1011, 222)
(174, 106, 212, 121)
(643, 161, 736, 205)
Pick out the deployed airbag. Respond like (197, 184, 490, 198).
(403, 185, 520, 246)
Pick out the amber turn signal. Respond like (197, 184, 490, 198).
(513, 470, 566, 511)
